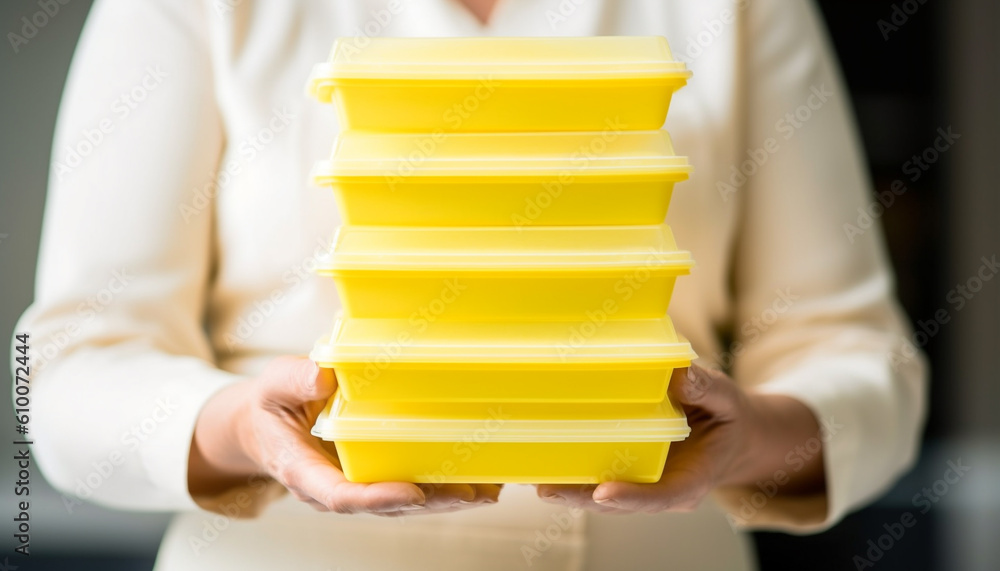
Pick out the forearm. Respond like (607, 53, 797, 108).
(722, 393, 826, 496)
(188, 381, 260, 497)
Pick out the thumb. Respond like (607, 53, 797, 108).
(669, 364, 741, 420)
(259, 356, 336, 406)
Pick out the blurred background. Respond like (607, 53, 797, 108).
(1, 0, 997, 569)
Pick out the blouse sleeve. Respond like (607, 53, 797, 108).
(712, 0, 929, 532)
(14, 0, 279, 514)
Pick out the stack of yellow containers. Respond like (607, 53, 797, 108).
(306, 37, 695, 484)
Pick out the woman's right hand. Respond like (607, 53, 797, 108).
(188, 356, 502, 516)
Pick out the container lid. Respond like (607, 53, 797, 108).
(312, 130, 692, 181)
(312, 391, 691, 442)
(312, 315, 696, 365)
(317, 224, 694, 272)
(308, 36, 691, 98)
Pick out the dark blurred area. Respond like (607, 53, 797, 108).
(757, 1, 1000, 570)
(1, 1, 997, 569)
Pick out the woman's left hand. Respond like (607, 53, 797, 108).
(536, 364, 825, 514)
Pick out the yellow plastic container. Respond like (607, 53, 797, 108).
(318, 224, 693, 321)
(311, 315, 695, 403)
(313, 130, 692, 226)
(312, 391, 690, 484)
(307, 36, 691, 132)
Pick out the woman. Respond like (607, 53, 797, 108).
(18, 0, 927, 569)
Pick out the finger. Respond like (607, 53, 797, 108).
(374, 499, 500, 518)
(592, 468, 710, 513)
(369, 485, 503, 518)
(305, 369, 337, 418)
(471, 483, 503, 504)
(324, 480, 428, 514)
(304, 499, 331, 512)
(536, 484, 621, 513)
(418, 483, 476, 508)
(277, 443, 425, 514)
(670, 364, 741, 420)
(259, 357, 336, 406)
(414, 482, 505, 507)
(537, 484, 595, 504)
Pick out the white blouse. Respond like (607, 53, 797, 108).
(18, 0, 927, 569)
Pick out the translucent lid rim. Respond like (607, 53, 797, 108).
(312, 161, 693, 180)
(318, 224, 695, 271)
(313, 348, 697, 365)
(309, 312, 698, 367)
(309, 61, 692, 80)
(310, 315, 697, 364)
(312, 393, 692, 442)
(312, 36, 691, 79)
(317, 253, 695, 271)
(311, 130, 692, 180)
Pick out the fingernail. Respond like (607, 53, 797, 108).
(541, 493, 565, 501)
(304, 360, 320, 378)
(399, 504, 424, 511)
(685, 366, 711, 398)
(594, 497, 619, 508)
(459, 499, 476, 505)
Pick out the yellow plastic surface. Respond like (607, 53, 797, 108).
(335, 440, 672, 484)
(313, 131, 691, 226)
(312, 391, 689, 484)
(318, 224, 693, 321)
(307, 37, 690, 132)
(312, 316, 696, 403)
